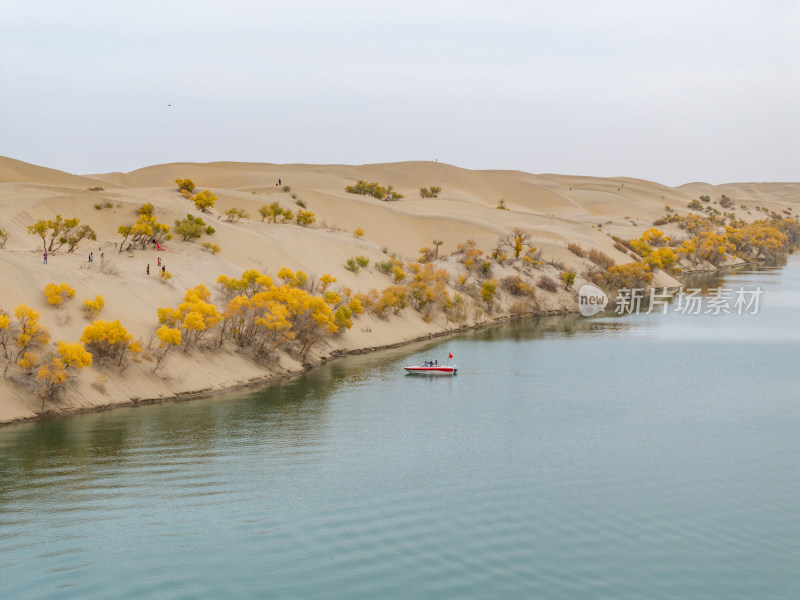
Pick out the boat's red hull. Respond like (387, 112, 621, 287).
(404, 366, 457, 375)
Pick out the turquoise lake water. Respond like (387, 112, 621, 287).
(1, 257, 798, 599)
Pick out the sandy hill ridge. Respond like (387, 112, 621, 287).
(0, 156, 115, 188)
(0, 156, 798, 424)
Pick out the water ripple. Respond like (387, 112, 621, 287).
(1, 258, 799, 599)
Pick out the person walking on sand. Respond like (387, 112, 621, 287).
(89, 252, 93, 262)
(147, 264, 150, 275)
(43, 251, 48, 264)
(158, 256, 161, 267)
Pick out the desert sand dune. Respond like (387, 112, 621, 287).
(0, 156, 797, 423)
(0, 156, 114, 188)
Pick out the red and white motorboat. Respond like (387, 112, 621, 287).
(404, 364, 457, 375)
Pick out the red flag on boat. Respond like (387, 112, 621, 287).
(448, 353, 453, 359)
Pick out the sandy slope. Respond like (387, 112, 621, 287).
(1, 157, 797, 423)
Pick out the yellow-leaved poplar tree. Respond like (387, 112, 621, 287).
(17, 352, 39, 375)
(295, 210, 315, 226)
(157, 284, 221, 350)
(319, 274, 337, 292)
(35, 357, 67, 405)
(83, 295, 105, 319)
(217, 269, 273, 301)
(44, 283, 76, 307)
(118, 205, 172, 252)
(191, 190, 217, 212)
(372, 285, 408, 317)
(32, 342, 91, 406)
(81, 320, 142, 366)
(0, 311, 11, 360)
(275, 267, 308, 289)
(153, 325, 181, 372)
(481, 279, 498, 309)
(175, 178, 195, 193)
(56, 341, 93, 368)
(218, 268, 341, 359)
(14, 304, 49, 359)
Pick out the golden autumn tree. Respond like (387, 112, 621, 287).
(44, 283, 76, 307)
(191, 190, 217, 213)
(0, 311, 11, 360)
(372, 285, 408, 317)
(734, 223, 788, 260)
(11, 305, 50, 365)
(34, 358, 67, 405)
(157, 284, 222, 350)
(259, 202, 285, 222)
(628, 228, 670, 258)
(391, 265, 406, 283)
(222, 292, 292, 356)
(275, 267, 308, 289)
(407, 263, 451, 312)
(696, 231, 735, 266)
(500, 227, 532, 259)
(332, 295, 364, 330)
(455, 239, 485, 274)
(83, 295, 105, 319)
(57, 341, 93, 368)
(217, 269, 272, 301)
(27, 215, 96, 253)
(219, 270, 340, 359)
(81, 320, 141, 366)
(153, 326, 181, 372)
(481, 278, 499, 309)
(31, 341, 91, 407)
(602, 263, 653, 290)
(273, 285, 337, 357)
(16, 352, 40, 376)
(319, 274, 337, 292)
(118, 204, 172, 252)
(774, 217, 799, 248)
(333, 305, 353, 329)
(175, 178, 196, 193)
(676, 237, 698, 263)
(643, 247, 679, 273)
(639, 228, 670, 247)
(323, 290, 341, 306)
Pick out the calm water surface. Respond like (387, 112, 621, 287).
(1, 257, 799, 599)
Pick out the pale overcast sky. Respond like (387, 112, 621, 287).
(0, 0, 798, 185)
